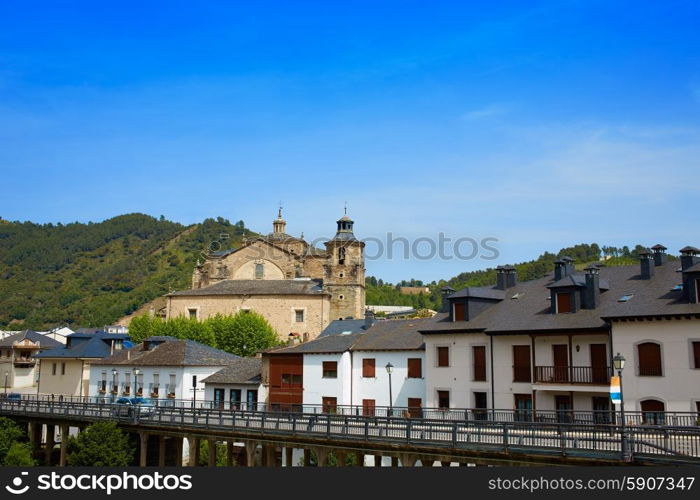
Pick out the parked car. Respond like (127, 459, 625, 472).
(110, 397, 157, 418)
(0, 393, 22, 401)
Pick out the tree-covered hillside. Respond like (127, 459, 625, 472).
(0, 214, 255, 329)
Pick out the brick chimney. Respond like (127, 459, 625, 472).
(583, 265, 600, 309)
(651, 244, 667, 266)
(562, 256, 575, 276)
(679, 246, 700, 271)
(639, 249, 654, 280)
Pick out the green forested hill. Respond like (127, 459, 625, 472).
(0, 215, 663, 329)
(0, 214, 255, 329)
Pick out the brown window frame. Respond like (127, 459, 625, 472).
(322, 361, 338, 379)
(472, 345, 487, 381)
(362, 358, 376, 378)
(407, 358, 422, 378)
(437, 346, 449, 367)
(453, 302, 466, 321)
(692, 341, 700, 369)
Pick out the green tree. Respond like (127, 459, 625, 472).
(4, 442, 35, 466)
(214, 311, 281, 356)
(66, 422, 135, 466)
(0, 417, 25, 463)
(198, 440, 229, 466)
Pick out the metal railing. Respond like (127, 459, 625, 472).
(535, 366, 612, 385)
(0, 398, 699, 463)
(3, 394, 700, 427)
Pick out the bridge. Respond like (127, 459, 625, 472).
(1, 397, 699, 467)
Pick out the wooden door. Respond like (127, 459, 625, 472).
(590, 344, 608, 383)
(214, 388, 225, 409)
(322, 397, 337, 414)
(552, 344, 568, 382)
(592, 396, 610, 424)
(514, 394, 533, 421)
(555, 395, 573, 423)
(407, 398, 422, 418)
(473, 392, 488, 420)
(640, 399, 665, 425)
(362, 399, 376, 417)
(512, 345, 531, 382)
(556, 292, 572, 313)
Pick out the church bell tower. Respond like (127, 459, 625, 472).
(324, 211, 365, 320)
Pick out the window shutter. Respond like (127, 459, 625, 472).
(362, 358, 376, 378)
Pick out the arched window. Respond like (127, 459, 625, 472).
(637, 342, 662, 376)
(640, 399, 665, 425)
(255, 263, 264, 279)
(338, 247, 346, 265)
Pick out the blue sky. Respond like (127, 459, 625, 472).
(1, 1, 699, 283)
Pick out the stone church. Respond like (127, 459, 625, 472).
(165, 209, 365, 341)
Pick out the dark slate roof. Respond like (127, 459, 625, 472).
(679, 246, 700, 253)
(350, 318, 428, 351)
(684, 263, 700, 273)
(448, 286, 506, 300)
(651, 244, 667, 251)
(268, 318, 428, 354)
(420, 261, 700, 335)
(35, 331, 130, 360)
(269, 332, 363, 354)
(93, 339, 240, 366)
(0, 330, 63, 349)
(168, 279, 326, 297)
(74, 327, 103, 334)
(201, 358, 262, 385)
(318, 319, 367, 338)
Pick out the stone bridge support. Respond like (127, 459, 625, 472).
(244, 441, 257, 467)
(44, 424, 55, 465)
(399, 453, 419, 467)
(59, 424, 69, 466)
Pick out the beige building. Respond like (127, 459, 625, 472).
(35, 330, 130, 397)
(0, 331, 62, 392)
(166, 210, 365, 341)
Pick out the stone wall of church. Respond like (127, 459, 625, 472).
(166, 294, 331, 341)
(326, 284, 365, 320)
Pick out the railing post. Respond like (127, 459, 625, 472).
(503, 423, 509, 452)
(406, 419, 412, 444)
(452, 423, 457, 446)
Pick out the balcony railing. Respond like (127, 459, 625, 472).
(13, 357, 36, 366)
(535, 365, 612, 385)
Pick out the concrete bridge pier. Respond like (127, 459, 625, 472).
(244, 441, 257, 467)
(208, 439, 217, 466)
(187, 435, 200, 466)
(59, 424, 69, 466)
(284, 447, 293, 467)
(175, 437, 184, 466)
(336, 451, 347, 467)
(29, 422, 42, 456)
(399, 454, 419, 467)
(313, 447, 329, 467)
(44, 424, 55, 465)
(139, 432, 149, 467)
(227, 442, 235, 466)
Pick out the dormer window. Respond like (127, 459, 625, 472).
(453, 302, 466, 321)
(555, 292, 572, 313)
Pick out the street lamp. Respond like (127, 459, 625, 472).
(385, 362, 394, 417)
(612, 353, 631, 461)
(133, 369, 141, 398)
(111, 369, 118, 401)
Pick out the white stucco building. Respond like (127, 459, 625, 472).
(202, 357, 266, 409)
(420, 245, 700, 422)
(88, 336, 242, 405)
(264, 316, 427, 414)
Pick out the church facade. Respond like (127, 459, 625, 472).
(165, 210, 365, 341)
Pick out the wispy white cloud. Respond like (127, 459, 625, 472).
(460, 103, 510, 120)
